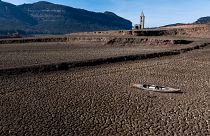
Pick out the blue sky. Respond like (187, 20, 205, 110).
(3, 0, 210, 27)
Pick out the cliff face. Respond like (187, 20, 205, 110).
(0, 1, 132, 35)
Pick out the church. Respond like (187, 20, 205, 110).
(134, 11, 145, 30)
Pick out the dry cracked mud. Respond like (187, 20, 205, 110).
(0, 43, 210, 135)
(0, 42, 165, 69)
(0, 36, 204, 70)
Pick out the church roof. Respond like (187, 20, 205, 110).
(141, 11, 144, 16)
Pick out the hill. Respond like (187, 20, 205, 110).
(162, 23, 186, 27)
(0, 1, 132, 35)
(0, 1, 37, 35)
(194, 16, 210, 24)
(162, 16, 210, 28)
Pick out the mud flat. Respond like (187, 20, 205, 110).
(0, 42, 210, 135)
(0, 30, 210, 135)
(0, 35, 207, 75)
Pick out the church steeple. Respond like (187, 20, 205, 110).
(141, 11, 144, 17)
(140, 11, 145, 29)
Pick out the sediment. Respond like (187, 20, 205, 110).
(0, 42, 208, 75)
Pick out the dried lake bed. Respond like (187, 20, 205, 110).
(0, 35, 209, 135)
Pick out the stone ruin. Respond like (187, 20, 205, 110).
(133, 11, 145, 30)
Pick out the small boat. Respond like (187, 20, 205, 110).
(131, 84, 181, 93)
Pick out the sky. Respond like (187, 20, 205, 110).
(3, 0, 210, 27)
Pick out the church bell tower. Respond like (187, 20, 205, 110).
(140, 11, 145, 29)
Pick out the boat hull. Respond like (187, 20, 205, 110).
(132, 84, 182, 93)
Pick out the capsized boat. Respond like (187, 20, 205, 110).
(132, 84, 181, 93)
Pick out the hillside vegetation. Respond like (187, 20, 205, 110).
(0, 1, 132, 35)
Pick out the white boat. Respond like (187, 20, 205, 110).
(132, 84, 181, 93)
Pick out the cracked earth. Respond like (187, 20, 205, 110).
(0, 46, 210, 136)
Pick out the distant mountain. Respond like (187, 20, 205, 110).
(163, 16, 210, 28)
(0, 1, 36, 24)
(162, 23, 186, 27)
(0, 0, 37, 35)
(0, 1, 132, 35)
(194, 16, 210, 24)
(104, 11, 118, 16)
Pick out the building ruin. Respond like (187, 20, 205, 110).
(140, 11, 145, 29)
(134, 11, 145, 30)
